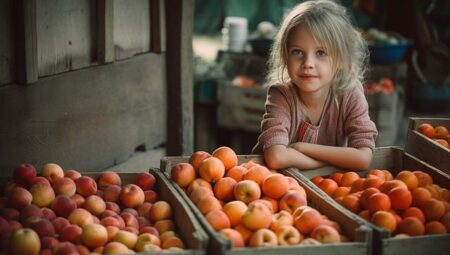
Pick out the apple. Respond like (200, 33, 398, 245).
(120, 184, 145, 208)
(52, 177, 77, 197)
(135, 172, 156, 191)
(241, 201, 272, 231)
(13, 163, 37, 186)
(8, 187, 32, 209)
(75, 176, 98, 197)
(81, 223, 108, 248)
(275, 225, 302, 245)
(9, 228, 41, 255)
(41, 208, 56, 221)
(41, 163, 64, 184)
(149, 201, 172, 222)
(98, 171, 122, 190)
(310, 224, 341, 244)
(30, 182, 55, 208)
(51, 195, 77, 218)
(248, 228, 278, 247)
(234, 180, 261, 204)
(171, 163, 196, 188)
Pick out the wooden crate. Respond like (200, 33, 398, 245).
(81, 170, 208, 255)
(216, 84, 266, 132)
(295, 147, 450, 255)
(160, 156, 373, 255)
(405, 117, 450, 173)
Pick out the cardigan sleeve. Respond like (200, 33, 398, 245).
(343, 87, 378, 150)
(257, 85, 293, 151)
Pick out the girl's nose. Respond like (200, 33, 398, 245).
(302, 55, 314, 69)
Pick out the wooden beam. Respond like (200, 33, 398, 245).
(97, 0, 114, 63)
(14, 0, 38, 84)
(165, 0, 194, 156)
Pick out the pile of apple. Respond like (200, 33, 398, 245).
(170, 146, 351, 248)
(0, 163, 186, 254)
(311, 169, 450, 237)
(416, 123, 450, 149)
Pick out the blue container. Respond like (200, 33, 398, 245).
(368, 41, 413, 64)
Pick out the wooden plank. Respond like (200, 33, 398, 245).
(14, 0, 38, 84)
(113, 0, 150, 60)
(36, 0, 95, 76)
(0, 53, 166, 177)
(97, 0, 114, 63)
(0, 0, 15, 85)
(150, 0, 165, 53)
(165, 0, 194, 156)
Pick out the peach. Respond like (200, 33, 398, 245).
(41, 208, 56, 221)
(310, 225, 340, 244)
(41, 236, 59, 250)
(135, 172, 156, 191)
(242, 165, 271, 186)
(29, 176, 50, 186)
(81, 223, 108, 248)
(397, 217, 425, 236)
(104, 202, 120, 214)
(13, 163, 37, 186)
(294, 208, 323, 235)
(52, 177, 77, 197)
(100, 216, 123, 229)
(8, 220, 22, 232)
(83, 195, 106, 216)
(212, 146, 238, 170)
(153, 219, 175, 234)
(103, 185, 121, 202)
(106, 225, 120, 241)
(395, 170, 419, 190)
(103, 241, 132, 254)
(318, 178, 339, 196)
(233, 180, 261, 204)
(149, 201, 172, 222)
(262, 173, 289, 199)
(137, 202, 153, 218)
(425, 221, 447, 235)
(52, 217, 70, 234)
(214, 177, 237, 201)
(97, 171, 121, 190)
(435, 139, 450, 149)
(41, 163, 64, 184)
(199, 157, 225, 182)
(51, 195, 77, 218)
(389, 187, 412, 210)
(70, 194, 85, 207)
(64, 169, 82, 180)
(161, 236, 185, 249)
(413, 171, 433, 187)
(59, 224, 82, 243)
(140, 226, 159, 236)
(120, 212, 139, 229)
(9, 228, 41, 255)
(75, 245, 90, 255)
(8, 187, 32, 209)
(75, 176, 98, 197)
(189, 151, 212, 172)
(223, 200, 247, 227)
(270, 210, 294, 232)
(249, 199, 274, 214)
(29, 218, 55, 237)
(234, 224, 252, 243)
(340, 171, 360, 187)
(190, 186, 214, 204)
(68, 208, 94, 227)
(205, 210, 231, 231)
(113, 230, 138, 249)
(135, 233, 160, 252)
(219, 228, 245, 248)
(248, 228, 278, 247)
(1, 208, 20, 221)
(421, 198, 445, 221)
(197, 196, 222, 215)
(53, 242, 78, 255)
(262, 196, 279, 213)
(30, 182, 55, 208)
(226, 165, 248, 182)
(242, 201, 272, 231)
(120, 184, 145, 208)
(434, 126, 449, 139)
(417, 123, 435, 138)
(367, 192, 391, 213)
(159, 230, 176, 244)
(144, 190, 159, 203)
(279, 190, 307, 214)
(187, 178, 212, 195)
(171, 163, 196, 188)
(275, 225, 302, 245)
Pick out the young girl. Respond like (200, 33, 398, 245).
(253, 0, 378, 171)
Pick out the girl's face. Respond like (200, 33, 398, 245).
(286, 26, 333, 95)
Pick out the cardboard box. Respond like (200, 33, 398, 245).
(161, 155, 373, 255)
(405, 117, 450, 173)
(294, 147, 450, 255)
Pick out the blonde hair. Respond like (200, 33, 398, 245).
(266, 0, 368, 94)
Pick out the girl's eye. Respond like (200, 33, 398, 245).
(290, 49, 303, 56)
(317, 50, 327, 57)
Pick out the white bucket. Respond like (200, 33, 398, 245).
(222, 16, 248, 52)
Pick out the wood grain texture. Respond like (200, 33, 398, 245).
(0, 53, 166, 177)
(113, 0, 150, 60)
(36, 0, 95, 76)
(0, 0, 15, 85)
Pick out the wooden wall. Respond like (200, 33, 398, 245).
(0, 0, 193, 176)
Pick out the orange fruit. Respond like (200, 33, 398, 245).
(382, 170, 394, 181)
(367, 193, 391, 213)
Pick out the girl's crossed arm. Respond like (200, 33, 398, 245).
(264, 144, 327, 170)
